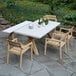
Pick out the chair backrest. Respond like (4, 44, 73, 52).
(43, 15, 57, 21)
(7, 39, 21, 48)
(8, 32, 14, 40)
(60, 26, 74, 35)
(52, 32, 68, 42)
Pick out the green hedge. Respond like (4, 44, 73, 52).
(1, 0, 76, 27)
(69, 3, 76, 10)
(1, 1, 50, 24)
(64, 12, 76, 21)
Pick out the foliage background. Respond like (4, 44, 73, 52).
(0, 0, 76, 26)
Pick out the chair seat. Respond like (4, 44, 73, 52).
(47, 38, 65, 47)
(9, 46, 30, 55)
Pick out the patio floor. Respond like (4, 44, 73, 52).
(0, 32, 76, 76)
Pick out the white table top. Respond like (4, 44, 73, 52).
(14, 20, 60, 39)
(3, 21, 32, 33)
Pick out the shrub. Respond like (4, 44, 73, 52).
(1, 1, 50, 24)
(29, 0, 48, 3)
(63, 12, 76, 27)
(64, 12, 76, 21)
(61, 0, 72, 4)
(0, 0, 5, 2)
(6, 0, 16, 9)
(48, 0, 59, 14)
(69, 3, 76, 10)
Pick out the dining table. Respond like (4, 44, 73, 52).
(3, 20, 60, 55)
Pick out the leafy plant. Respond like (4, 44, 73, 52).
(64, 12, 76, 21)
(38, 17, 49, 25)
(6, 0, 16, 9)
(61, 0, 72, 4)
(69, 3, 76, 10)
(0, 0, 5, 3)
(1, 1, 50, 24)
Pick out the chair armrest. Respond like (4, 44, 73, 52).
(53, 31, 69, 40)
(48, 38, 62, 46)
(60, 26, 74, 32)
(52, 31, 64, 39)
(46, 38, 62, 43)
(11, 38, 18, 42)
(60, 27, 70, 32)
(20, 42, 32, 49)
(51, 38, 62, 43)
(7, 39, 21, 47)
(53, 31, 62, 36)
(7, 38, 18, 42)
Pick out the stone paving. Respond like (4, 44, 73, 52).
(0, 32, 76, 76)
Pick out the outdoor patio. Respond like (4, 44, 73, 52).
(0, 31, 76, 76)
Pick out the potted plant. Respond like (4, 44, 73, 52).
(43, 18, 48, 25)
(38, 17, 48, 25)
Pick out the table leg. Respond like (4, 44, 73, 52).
(32, 39, 39, 55)
(28, 37, 39, 55)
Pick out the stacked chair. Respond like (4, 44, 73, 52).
(6, 32, 33, 68)
(44, 25, 74, 63)
(44, 31, 68, 63)
(44, 15, 74, 63)
(54, 26, 74, 50)
(60, 26, 74, 50)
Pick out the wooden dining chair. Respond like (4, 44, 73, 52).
(60, 26, 74, 50)
(6, 38, 33, 68)
(43, 15, 57, 38)
(43, 15, 57, 21)
(44, 32, 67, 63)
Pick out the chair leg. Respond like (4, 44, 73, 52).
(59, 47, 62, 64)
(67, 39, 70, 50)
(44, 41, 47, 55)
(6, 52, 10, 64)
(20, 54, 22, 68)
(64, 43, 67, 53)
(70, 37, 73, 46)
(30, 45, 33, 61)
